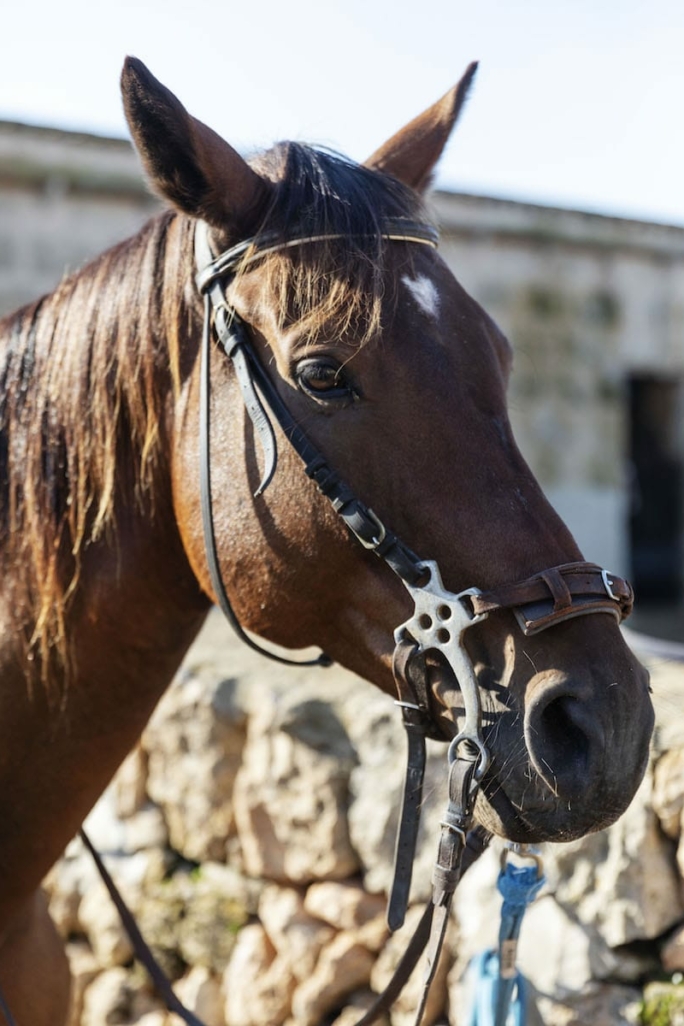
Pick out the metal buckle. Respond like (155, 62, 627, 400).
(601, 568, 619, 602)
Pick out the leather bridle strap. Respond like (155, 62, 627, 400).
(198, 290, 326, 667)
(388, 640, 433, 933)
(195, 219, 435, 666)
(79, 830, 205, 1026)
(471, 561, 634, 634)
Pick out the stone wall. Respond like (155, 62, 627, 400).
(44, 612, 684, 1026)
(0, 120, 158, 315)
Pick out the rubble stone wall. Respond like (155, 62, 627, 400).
(45, 612, 684, 1026)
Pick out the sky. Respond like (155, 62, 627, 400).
(2, 0, 684, 226)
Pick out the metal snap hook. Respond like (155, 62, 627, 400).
(500, 840, 545, 879)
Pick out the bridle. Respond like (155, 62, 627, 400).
(192, 216, 635, 1023)
(37, 219, 634, 1026)
(194, 214, 633, 753)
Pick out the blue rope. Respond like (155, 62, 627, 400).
(465, 951, 527, 1026)
(465, 855, 545, 1026)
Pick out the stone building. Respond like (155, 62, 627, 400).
(2, 119, 682, 634)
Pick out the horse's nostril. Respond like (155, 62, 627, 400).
(525, 687, 603, 798)
(538, 696, 590, 765)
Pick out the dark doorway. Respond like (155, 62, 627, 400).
(629, 375, 684, 604)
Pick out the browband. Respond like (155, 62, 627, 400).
(195, 217, 439, 293)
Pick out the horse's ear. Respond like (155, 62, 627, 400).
(121, 57, 272, 233)
(364, 62, 478, 193)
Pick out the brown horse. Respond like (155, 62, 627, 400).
(0, 58, 653, 1024)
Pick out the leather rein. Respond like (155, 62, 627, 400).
(64, 218, 635, 1026)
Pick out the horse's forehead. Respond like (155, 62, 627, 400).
(401, 271, 440, 322)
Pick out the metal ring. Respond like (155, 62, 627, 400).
(439, 820, 467, 844)
(448, 733, 490, 780)
(500, 841, 544, 879)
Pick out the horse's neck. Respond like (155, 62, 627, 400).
(0, 428, 210, 917)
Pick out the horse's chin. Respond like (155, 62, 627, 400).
(473, 770, 626, 844)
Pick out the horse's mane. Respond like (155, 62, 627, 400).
(0, 143, 426, 686)
(0, 211, 192, 684)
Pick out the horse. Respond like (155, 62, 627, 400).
(0, 57, 653, 1025)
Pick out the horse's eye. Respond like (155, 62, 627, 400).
(296, 359, 354, 403)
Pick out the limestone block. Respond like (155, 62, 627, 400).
(544, 770, 684, 946)
(451, 898, 646, 1025)
(661, 924, 684, 972)
(123, 803, 169, 853)
(46, 838, 165, 942)
(291, 931, 376, 1026)
(142, 673, 249, 862)
(516, 897, 652, 993)
(346, 691, 448, 903)
(329, 993, 391, 1026)
(233, 694, 359, 884)
(223, 923, 295, 1026)
(259, 884, 334, 982)
(371, 904, 451, 1026)
(199, 861, 263, 917)
(538, 982, 645, 1026)
(652, 749, 684, 839)
(45, 852, 98, 937)
(65, 942, 100, 1026)
(174, 966, 225, 1026)
(652, 748, 684, 880)
(113, 744, 149, 818)
(304, 880, 386, 932)
(136, 1014, 170, 1026)
(80, 967, 133, 1025)
(78, 882, 134, 968)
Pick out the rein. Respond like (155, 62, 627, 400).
(63, 218, 636, 1026)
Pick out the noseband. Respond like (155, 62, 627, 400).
(194, 218, 634, 1021)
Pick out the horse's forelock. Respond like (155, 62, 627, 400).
(244, 143, 428, 344)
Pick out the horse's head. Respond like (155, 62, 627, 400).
(121, 58, 653, 843)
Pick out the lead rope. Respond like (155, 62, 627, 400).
(464, 845, 545, 1026)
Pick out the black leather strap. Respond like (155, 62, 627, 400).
(199, 292, 329, 667)
(353, 824, 491, 1026)
(195, 219, 430, 667)
(388, 641, 430, 932)
(79, 830, 206, 1026)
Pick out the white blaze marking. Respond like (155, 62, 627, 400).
(402, 273, 440, 320)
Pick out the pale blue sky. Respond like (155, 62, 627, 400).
(2, 0, 684, 225)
